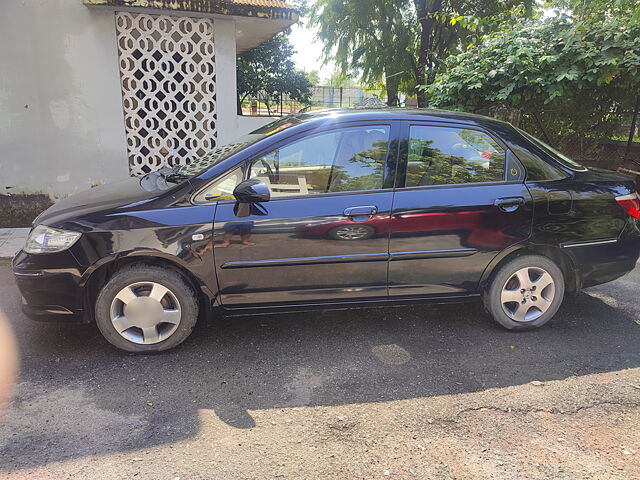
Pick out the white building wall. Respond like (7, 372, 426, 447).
(0, 0, 129, 198)
(0, 0, 281, 198)
(212, 17, 275, 143)
(236, 115, 276, 134)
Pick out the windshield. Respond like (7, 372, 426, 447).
(174, 133, 265, 178)
(157, 115, 303, 183)
(517, 128, 587, 172)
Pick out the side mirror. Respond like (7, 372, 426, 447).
(233, 179, 270, 203)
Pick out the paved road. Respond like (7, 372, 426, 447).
(0, 264, 639, 479)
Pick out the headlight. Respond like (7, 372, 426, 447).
(24, 225, 81, 254)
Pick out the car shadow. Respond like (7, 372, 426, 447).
(1, 274, 639, 471)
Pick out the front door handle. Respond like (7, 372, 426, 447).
(344, 206, 377, 219)
(494, 197, 525, 213)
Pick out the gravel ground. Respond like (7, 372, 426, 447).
(0, 264, 639, 479)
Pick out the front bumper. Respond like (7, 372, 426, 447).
(12, 249, 86, 322)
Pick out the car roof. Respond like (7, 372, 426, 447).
(285, 107, 513, 130)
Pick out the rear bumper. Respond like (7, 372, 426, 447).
(562, 235, 640, 288)
(12, 250, 86, 323)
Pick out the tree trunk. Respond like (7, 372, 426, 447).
(386, 71, 400, 107)
(413, 0, 442, 108)
(237, 93, 243, 116)
(625, 95, 640, 161)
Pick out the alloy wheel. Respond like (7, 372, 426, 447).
(334, 225, 371, 240)
(500, 266, 555, 322)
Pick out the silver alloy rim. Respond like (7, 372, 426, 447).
(335, 225, 370, 240)
(109, 281, 181, 345)
(500, 266, 555, 322)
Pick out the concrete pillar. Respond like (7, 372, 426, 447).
(212, 17, 238, 147)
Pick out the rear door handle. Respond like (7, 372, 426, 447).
(344, 206, 377, 219)
(494, 197, 524, 213)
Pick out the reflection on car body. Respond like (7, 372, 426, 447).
(11, 108, 640, 352)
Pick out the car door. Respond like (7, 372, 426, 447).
(388, 122, 533, 297)
(209, 122, 400, 307)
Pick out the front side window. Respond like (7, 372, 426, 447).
(406, 126, 506, 187)
(249, 126, 390, 197)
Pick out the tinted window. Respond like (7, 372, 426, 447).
(517, 128, 587, 172)
(172, 135, 264, 180)
(194, 167, 242, 202)
(406, 126, 506, 187)
(249, 126, 390, 197)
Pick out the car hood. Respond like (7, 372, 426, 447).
(34, 177, 163, 227)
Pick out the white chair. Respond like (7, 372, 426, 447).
(257, 175, 309, 196)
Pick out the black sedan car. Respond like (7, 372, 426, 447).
(12, 109, 640, 352)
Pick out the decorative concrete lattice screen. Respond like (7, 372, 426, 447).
(115, 12, 217, 176)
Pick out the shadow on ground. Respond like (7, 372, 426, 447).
(0, 266, 638, 471)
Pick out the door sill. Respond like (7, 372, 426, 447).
(221, 293, 480, 316)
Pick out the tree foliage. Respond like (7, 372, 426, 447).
(310, 0, 414, 106)
(310, 0, 534, 106)
(543, 0, 640, 20)
(410, 0, 536, 105)
(236, 32, 312, 115)
(425, 14, 640, 151)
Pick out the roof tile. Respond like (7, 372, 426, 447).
(225, 0, 297, 9)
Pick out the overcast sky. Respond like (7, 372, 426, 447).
(289, 19, 335, 81)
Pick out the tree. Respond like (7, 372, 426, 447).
(542, 0, 640, 20)
(425, 14, 640, 156)
(411, 0, 536, 106)
(310, 0, 414, 106)
(310, 1, 534, 107)
(236, 32, 313, 115)
(325, 70, 358, 88)
(304, 69, 321, 85)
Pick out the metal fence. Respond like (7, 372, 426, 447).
(239, 93, 640, 172)
(478, 104, 640, 170)
(239, 86, 385, 117)
(524, 111, 639, 170)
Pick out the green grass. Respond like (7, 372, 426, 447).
(0, 260, 11, 267)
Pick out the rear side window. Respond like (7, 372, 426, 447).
(249, 126, 390, 197)
(517, 128, 587, 172)
(406, 126, 506, 187)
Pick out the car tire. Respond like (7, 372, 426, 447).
(483, 255, 565, 331)
(328, 224, 375, 241)
(95, 264, 199, 353)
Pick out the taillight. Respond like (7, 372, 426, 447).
(616, 192, 640, 219)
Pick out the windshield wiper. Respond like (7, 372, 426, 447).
(158, 166, 189, 183)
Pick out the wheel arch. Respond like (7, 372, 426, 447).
(479, 243, 579, 294)
(81, 254, 216, 323)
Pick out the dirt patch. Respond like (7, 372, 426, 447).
(0, 194, 53, 228)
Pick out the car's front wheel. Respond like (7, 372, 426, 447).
(95, 265, 199, 353)
(328, 224, 375, 241)
(484, 255, 565, 330)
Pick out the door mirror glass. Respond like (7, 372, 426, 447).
(233, 179, 271, 204)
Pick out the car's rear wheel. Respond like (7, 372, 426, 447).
(484, 255, 565, 330)
(95, 265, 199, 352)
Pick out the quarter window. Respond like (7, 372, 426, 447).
(249, 126, 390, 197)
(194, 167, 242, 202)
(406, 126, 506, 187)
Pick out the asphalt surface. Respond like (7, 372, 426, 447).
(0, 263, 639, 479)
